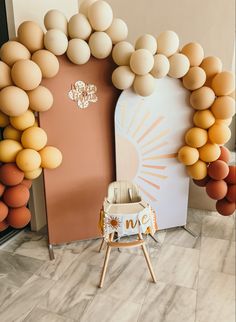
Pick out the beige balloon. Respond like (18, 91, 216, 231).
(89, 31, 112, 59)
(10, 110, 35, 131)
(32, 49, 59, 78)
(182, 66, 206, 90)
(67, 39, 91, 65)
(133, 74, 155, 97)
(0, 41, 31, 67)
(151, 54, 170, 78)
(168, 53, 190, 78)
(68, 13, 92, 40)
(112, 41, 134, 66)
(157, 30, 179, 57)
(0, 61, 13, 89)
(18, 21, 44, 53)
(27, 86, 53, 112)
(190, 86, 215, 110)
(0, 86, 29, 117)
(106, 18, 128, 44)
(181, 42, 204, 66)
(80, 0, 98, 17)
(88, 0, 113, 31)
(44, 10, 68, 35)
(44, 29, 68, 56)
(135, 34, 157, 55)
(112, 66, 135, 90)
(130, 49, 154, 75)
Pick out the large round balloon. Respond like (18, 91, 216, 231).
(39, 146, 62, 169)
(216, 198, 235, 216)
(206, 179, 228, 200)
(207, 160, 229, 180)
(3, 184, 30, 208)
(7, 206, 31, 229)
(0, 163, 24, 186)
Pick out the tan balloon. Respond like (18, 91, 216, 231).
(68, 13, 92, 40)
(133, 74, 155, 97)
(208, 124, 231, 145)
(199, 143, 221, 162)
(181, 42, 204, 66)
(185, 127, 208, 148)
(211, 71, 235, 96)
(0, 41, 31, 67)
(24, 167, 42, 180)
(27, 85, 53, 112)
(187, 160, 207, 180)
(150, 54, 170, 79)
(89, 31, 112, 59)
(190, 86, 215, 110)
(21, 126, 47, 151)
(3, 125, 22, 142)
(130, 49, 154, 75)
(178, 146, 199, 165)
(193, 110, 215, 129)
(10, 110, 35, 131)
(0, 86, 29, 117)
(18, 21, 44, 53)
(44, 9, 68, 35)
(157, 30, 179, 57)
(16, 149, 41, 172)
(40, 146, 62, 169)
(106, 18, 128, 44)
(0, 139, 22, 162)
(32, 50, 59, 78)
(211, 96, 235, 119)
(182, 67, 206, 90)
(44, 29, 68, 56)
(168, 53, 190, 78)
(112, 66, 135, 90)
(135, 34, 157, 55)
(80, 0, 98, 17)
(11, 60, 42, 91)
(67, 39, 91, 65)
(215, 118, 232, 126)
(0, 61, 13, 89)
(200, 56, 222, 79)
(88, 0, 113, 31)
(0, 111, 9, 127)
(112, 41, 134, 66)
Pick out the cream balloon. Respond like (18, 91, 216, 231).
(112, 66, 135, 90)
(17, 21, 44, 53)
(44, 10, 68, 35)
(44, 29, 68, 56)
(0, 41, 31, 67)
(0, 86, 29, 117)
(130, 49, 154, 75)
(10, 110, 35, 131)
(89, 32, 112, 59)
(68, 13, 92, 40)
(135, 34, 157, 55)
(157, 30, 179, 57)
(112, 41, 134, 66)
(67, 39, 91, 65)
(106, 18, 128, 44)
(88, 0, 113, 31)
(133, 74, 155, 97)
(32, 50, 59, 78)
(168, 53, 190, 78)
(80, 0, 98, 17)
(181, 42, 204, 66)
(150, 54, 170, 78)
(0, 61, 13, 89)
(182, 67, 206, 90)
(27, 86, 53, 112)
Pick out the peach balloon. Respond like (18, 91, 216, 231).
(106, 18, 128, 44)
(88, 0, 113, 31)
(200, 56, 222, 79)
(182, 67, 206, 90)
(178, 146, 199, 165)
(32, 49, 59, 78)
(190, 86, 215, 110)
(168, 53, 190, 78)
(199, 143, 221, 162)
(44, 9, 68, 35)
(211, 96, 235, 119)
(133, 74, 155, 97)
(130, 49, 154, 75)
(0, 61, 13, 89)
(135, 34, 157, 55)
(39, 146, 62, 169)
(16, 149, 41, 172)
(157, 30, 179, 57)
(218, 146, 231, 163)
(211, 71, 235, 96)
(7, 206, 31, 229)
(3, 125, 22, 142)
(185, 127, 208, 148)
(10, 110, 35, 131)
(0, 112, 9, 128)
(27, 86, 53, 112)
(181, 42, 204, 66)
(24, 167, 42, 180)
(0, 86, 29, 117)
(0, 41, 31, 67)
(0, 139, 22, 163)
(151, 54, 170, 79)
(112, 41, 134, 66)
(186, 160, 207, 180)
(18, 21, 44, 53)
(68, 13, 92, 40)
(112, 66, 135, 90)
(208, 123, 231, 145)
(89, 31, 112, 59)
(21, 127, 47, 151)
(44, 29, 68, 56)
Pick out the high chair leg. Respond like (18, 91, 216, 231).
(139, 233, 157, 283)
(99, 238, 105, 252)
(99, 244, 111, 288)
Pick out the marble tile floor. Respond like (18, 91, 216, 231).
(0, 208, 235, 322)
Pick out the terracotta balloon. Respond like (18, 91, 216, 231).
(151, 54, 170, 79)
(32, 49, 59, 78)
(18, 21, 44, 53)
(0, 182, 6, 197)
(0, 163, 24, 186)
(226, 185, 236, 203)
(157, 30, 179, 57)
(225, 166, 236, 185)
(0, 86, 29, 117)
(21, 179, 33, 189)
(193, 175, 210, 187)
(27, 86, 53, 112)
(185, 127, 208, 148)
(106, 18, 128, 44)
(21, 126, 48, 151)
(44, 9, 68, 35)
(182, 67, 206, 90)
(206, 179, 227, 200)
(208, 124, 231, 145)
(218, 146, 231, 163)
(207, 160, 229, 180)
(0, 139, 22, 163)
(16, 149, 41, 172)
(24, 167, 42, 180)
(168, 53, 190, 78)
(186, 160, 207, 180)
(88, 0, 113, 31)
(7, 206, 31, 229)
(10, 110, 35, 131)
(89, 31, 112, 59)
(0, 112, 9, 128)
(0, 201, 8, 222)
(112, 66, 135, 90)
(200, 56, 222, 79)
(190, 86, 215, 110)
(68, 13, 92, 40)
(178, 146, 199, 165)
(0, 41, 31, 66)
(40, 146, 62, 169)
(67, 39, 91, 65)
(3, 184, 30, 208)
(199, 143, 221, 162)
(193, 110, 215, 129)
(112, 41, 134, 66)
(211, 96, 235, 120)
(133, 74, 155, 97)
(216, 198, 235, 216)
(44, 29, 68, 56)
(181, 42, 204, 66)
(3, 125, 22, 142)
(0, 220, 9, 232)
(0, 61, 13, 89)
(135, 34, 157, 55)
(211, 72, 235, 96)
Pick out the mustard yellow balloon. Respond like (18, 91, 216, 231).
(190, 86, 215, 110)
(3, 125, 22, 141)
(10, 110, 35, 131)
(187, 160, 207, 180)
(211, 96, 235, 119)
(0, 86, 29, 117)
(24, 167, 42, 180)
(0, 139, 22, 162)
(16, 149, 41, 172)
(39, 146, 62, 169)
(32, 49, 59, 78)
(106, 18, 128, 44)
(112, 66, 135, 90)
(0, 61, 13, 89)
(0, 41, 31, 67)
(27, 86, 53, 112)
(178, 146, 199, 165)
(112, 41, 134, 66)
(0, 111, 9, 127)
(18, 21, 44, 53)
(193, 110, 215, 129)
(200, 56, 222, 79)
(208, 124, 231, 145)
(133, 74, 155, 97)
(199, 143, 221, 162)
(211, 71, 235, 96)
(21, 127, 47, 151)
(185, 127, 208, 148)
(130, 49, 154, 75)
(181, 42, 204, 67)
(182, 67, 206, 90)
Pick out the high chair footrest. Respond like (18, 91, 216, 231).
(108, 240, 144, 248)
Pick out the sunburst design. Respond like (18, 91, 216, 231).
(106, 216, 122, 230)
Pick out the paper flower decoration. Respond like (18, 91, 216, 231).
(68, 80, 98, 109)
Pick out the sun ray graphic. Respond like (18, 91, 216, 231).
(126, 99, 144, 134)
(137, 116, 164, 143)
(137, 184, 157, 202)
(131, 111, 151, 138)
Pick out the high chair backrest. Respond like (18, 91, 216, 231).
(107, 181, 141, 204)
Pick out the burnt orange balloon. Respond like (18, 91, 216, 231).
(218, 146, 231, 163)
(206, 179, 227, 200)
(181, 42, 204, 66)
(193, 175, 210, 187)
(21, 179, 32, 189)
(216, 198, 235, 216)
(207, 160, 229, 180)
(0, 220, 9, 232)
(3, 184, 30, 208)
(226, 185, 236, 203)
(211, 71, 235, 96)
(190, 86, 215, 110)
(0, 182, 6, 197)
(0, 163, 24, 186)
(225, 166, 236, 185)
(7, 206, 31, 229)
(0, 201, 8, 221)
(211, 96, 235, 120)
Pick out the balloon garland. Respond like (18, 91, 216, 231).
(0, 0, 235, 231)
